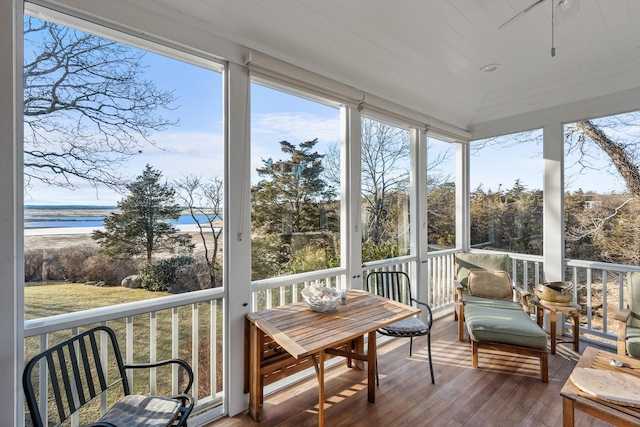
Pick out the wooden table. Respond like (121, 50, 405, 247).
(560, 347, 640, 426)
(245, 289, 420, 426)
(534, 298, 581, 354)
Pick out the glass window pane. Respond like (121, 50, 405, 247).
(470, 130, 543, 256)
(250, 83, 341, 281)
(361, 117, 411, 262)
(427, 136, 456, 251)
(564, 113, 640, 264)
(24, 15, 224, 315)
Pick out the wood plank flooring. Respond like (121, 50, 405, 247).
(207, 315, 620, 427)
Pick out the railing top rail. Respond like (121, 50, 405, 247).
(565, 258, 640, 273)
(251, 267, 346, 292)
(362, 255, 416, 269)
(425, 248, 461, 258)
(469, 249, 543, 263)
(24, 287, 225, 337)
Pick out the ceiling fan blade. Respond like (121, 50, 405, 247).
(498, 0, 547, 29)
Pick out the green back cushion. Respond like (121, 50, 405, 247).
(456, 253, 510, 288)
(468, 269, 512, 300)
(628, 271, 640, 328)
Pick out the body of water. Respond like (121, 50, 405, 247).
(24, 205, 220, 229)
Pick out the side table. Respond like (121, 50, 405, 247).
(534, 298, 581, 354)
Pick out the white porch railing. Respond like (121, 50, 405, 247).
(23, 252, 640, 426)
(23, 288, 225, 427)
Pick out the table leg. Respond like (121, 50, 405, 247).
(318, 349, 325, 427)
(550, 310, 557, 355)
(572, 312, 580, 352)
(248, 322, 262, 421)
(354, 335, 365, 370)
(368, 331, 376, 403)
(562, 396, 575, 427)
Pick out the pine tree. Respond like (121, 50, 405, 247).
(93, 164, 193, 264)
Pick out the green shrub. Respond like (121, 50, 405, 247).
(59, 244, 100, 282)
(24, 249, 44, 282)
(139, 256, 194, 292)
(81, 254, 141, 286)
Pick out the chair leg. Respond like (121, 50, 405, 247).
(375, 357, 379, 386)
(427, 333, 435, 384)
(409, 337, 413, 356)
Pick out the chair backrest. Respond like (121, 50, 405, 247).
(365, 271, 413, 305)
(628, 271, 640, 328)
(455, 253, 510, 289)
(23, 326, 129, 427)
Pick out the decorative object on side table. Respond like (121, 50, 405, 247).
(534, 281, 573, 306)
(301, 282, 341, 312)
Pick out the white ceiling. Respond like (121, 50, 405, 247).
(52, 0, 640, 135)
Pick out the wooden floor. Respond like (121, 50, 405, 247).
(207, 315, 619, 427)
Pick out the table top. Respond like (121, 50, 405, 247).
(533, 297, 581, 312)
(561, 347, 640, 417)
(246, 289, 420, 359)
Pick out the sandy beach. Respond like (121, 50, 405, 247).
(25, 224, 220, 253)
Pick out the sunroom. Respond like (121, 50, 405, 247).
(4, 0, 640, 426)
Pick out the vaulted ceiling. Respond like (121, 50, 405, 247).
(49, 0, 640, 136)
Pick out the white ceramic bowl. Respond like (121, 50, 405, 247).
(301, 286, 341, 312)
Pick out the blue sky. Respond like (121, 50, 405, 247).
(24, 19, 622, 206)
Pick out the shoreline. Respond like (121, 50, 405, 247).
(24, 224, 208, 236)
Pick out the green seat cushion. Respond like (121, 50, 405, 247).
(464, 305, 547, 351)
(463, 294, 522, 311)
(626, 326, 640, 358)
(456, 253, 510, 289)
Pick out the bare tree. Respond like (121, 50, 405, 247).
(23, 17, 177, 191)
(175, 175, 223, 287)
(572, 119, 640, 198)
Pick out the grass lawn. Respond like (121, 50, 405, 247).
(25, 282, 170, 320)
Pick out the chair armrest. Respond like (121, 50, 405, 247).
(454, 281, 464, 303)
(172, 393, 195, 408)
(84, 424, 118, 427)
(614, 308, 632, 323)
(411, 298, 433, 328)
(125, 358, 194, 394)
(513, 286, 531, 314)
(614, 308, 631, 357)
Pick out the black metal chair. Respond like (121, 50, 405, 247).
(23, 325, 194, 427)
(365, 271, 435, 385)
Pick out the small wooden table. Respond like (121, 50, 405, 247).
(534, 298, 581, 354)
(561, 347, 640, 426)
(245, 289, 420, 426)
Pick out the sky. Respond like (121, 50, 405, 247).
(24, 17, 624, 207)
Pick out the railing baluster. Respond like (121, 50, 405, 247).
(587, 268, 593, 330)
(172, 307, 179, 396)
(602, 270, 608, 334)
(38, 333, 49, 424)
(211, 299, 217, 397)
(126, 316, 134, 392)
(192, 302, 199, 402)
(150, 311, 157, 395)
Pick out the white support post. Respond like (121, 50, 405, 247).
(543, 122, 565, 335)
(413, 128, 429, 305)
(1, 2, 23, 425)
(456, 141, 470, 252)
(543, 122, 565, 282)
(225, 62, 252, 416)
(344, 106, 363, 289)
